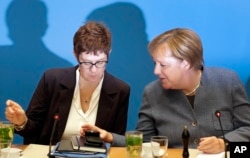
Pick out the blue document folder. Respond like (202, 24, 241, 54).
(51, 139, 110, 158)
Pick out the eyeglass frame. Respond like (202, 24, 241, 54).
(79, 60, 108, 69)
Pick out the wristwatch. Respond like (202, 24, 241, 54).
(14, 118, 28, 131)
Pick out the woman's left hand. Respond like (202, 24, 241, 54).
(80, 123, 113, 143)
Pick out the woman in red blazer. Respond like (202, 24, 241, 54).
(5, 21, 130, 145)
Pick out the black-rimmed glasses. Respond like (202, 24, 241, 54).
(79, 60, 108, 69)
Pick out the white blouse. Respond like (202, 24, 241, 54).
(61, 68, 103, 140)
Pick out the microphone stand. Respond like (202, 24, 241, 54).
(215, 111, 227, 158)
(48, 114, 59, 158)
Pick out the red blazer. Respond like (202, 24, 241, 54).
(16, 66, 130, 145)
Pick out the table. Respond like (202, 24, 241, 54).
(13, 144, 195, 158)
(109, 147, 186, 158)
(13, 144, 230, 158)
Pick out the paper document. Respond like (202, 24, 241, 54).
(187, 149, 229, 158)
(197, 151, 229, 158)
(22, 144, 51, 158)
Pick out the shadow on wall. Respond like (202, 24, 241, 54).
(0, 0, 72, 143)
(246, 77, 250, 100)
(86, 2, 156, 130)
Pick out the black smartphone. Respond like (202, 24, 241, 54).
(85, 131, 103, 147)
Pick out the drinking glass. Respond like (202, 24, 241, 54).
(151, 136, 168, 158)
(125, 130, 143, 158)
(0, 121, 14, 157)
(142, 142, 153, 158)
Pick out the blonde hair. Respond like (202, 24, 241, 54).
(148, 28, 204, 70)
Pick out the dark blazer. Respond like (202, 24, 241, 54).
(16, 66, 130, 145)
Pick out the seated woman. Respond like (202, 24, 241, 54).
(5, 21, 130, 145)
(80, 27, 250, 154)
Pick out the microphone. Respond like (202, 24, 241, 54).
(215, 111, 227, 158)
(48, 114, 59, 158)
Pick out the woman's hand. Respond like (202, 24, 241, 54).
(80, 123, 113, 143)
(5, 99, 27, 125)
(198, 136, 225, 153)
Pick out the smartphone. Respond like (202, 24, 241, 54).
(85, 131, 103, 147)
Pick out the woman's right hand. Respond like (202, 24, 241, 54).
(5, 99, 27, 125)
(80, 123, 113, 143)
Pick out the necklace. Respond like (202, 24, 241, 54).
(185, 71, 202, 96)
(83, 96, 91, 104)
(79, 82, 93, 105)
(185, 82, 200, 96)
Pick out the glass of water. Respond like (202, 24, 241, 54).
(151, 136, 168, 158)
